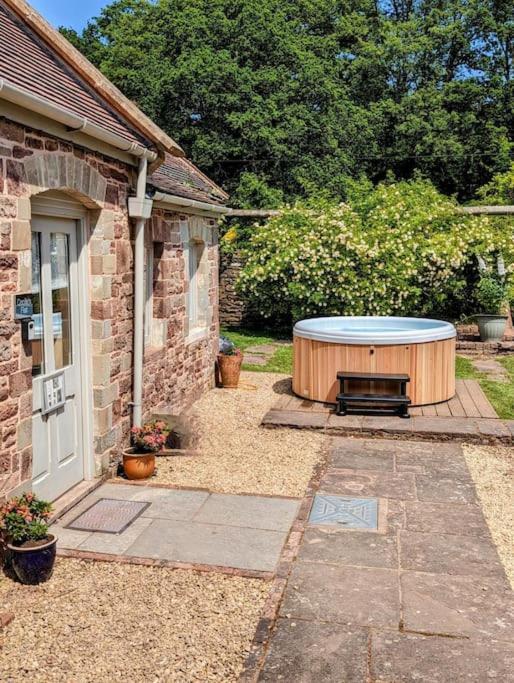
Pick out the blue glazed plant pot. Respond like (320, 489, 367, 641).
(7, 535, 57, 585)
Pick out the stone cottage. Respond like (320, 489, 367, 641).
(0, 0, 228, 502)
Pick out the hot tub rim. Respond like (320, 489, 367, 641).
(293, 316, 457, 346)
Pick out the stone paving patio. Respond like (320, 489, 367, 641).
(256, 437, 514, 681)
(263, 379, 514, 444)
(52, 483, 299, 574)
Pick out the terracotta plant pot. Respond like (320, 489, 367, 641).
(122, 448, 156, 480)
(218, 352, 243, 388)
(7, 534, 57, 585)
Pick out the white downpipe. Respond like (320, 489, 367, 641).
(132, 157, 148, 427)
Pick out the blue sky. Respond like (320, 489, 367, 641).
(30, 0, 107, 30)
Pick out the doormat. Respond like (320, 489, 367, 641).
(66, 498, 150, 534)
(308, 494, 378, 530)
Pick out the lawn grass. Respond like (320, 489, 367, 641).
(221, 327, 293, 374)
(224, 328, 514, 419)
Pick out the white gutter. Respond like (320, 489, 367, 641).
(0, 78, 157, 162)
(152, 191, 229, 216)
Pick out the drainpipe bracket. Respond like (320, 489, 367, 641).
(128, 197, 153, 220)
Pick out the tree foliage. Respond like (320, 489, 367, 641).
(237, 179, 514, 322)
(63, 0, 513, 202)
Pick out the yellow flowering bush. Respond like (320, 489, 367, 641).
(238, 180, 513, 321)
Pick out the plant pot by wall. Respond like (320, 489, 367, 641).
(475, 314, 508, 342)
(218, 352, 243, 388)
(7, 534, 57, 585)
(122, 448, 156, 480)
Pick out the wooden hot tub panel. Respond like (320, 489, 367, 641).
(292, 336, 456, 406)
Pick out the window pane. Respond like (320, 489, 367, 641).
(50, 233, 72, 369)
(31, 232, 44, 377)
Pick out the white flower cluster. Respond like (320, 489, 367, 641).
(238, 183, 514, 321)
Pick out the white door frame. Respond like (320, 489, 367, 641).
(31, 192, 95, 483)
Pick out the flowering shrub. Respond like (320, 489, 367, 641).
(131, 420, 169, 453)
(0, 493, 52, 545)
(238, 180, 514, 321)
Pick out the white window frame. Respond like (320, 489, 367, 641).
(187, 239, 207, 341)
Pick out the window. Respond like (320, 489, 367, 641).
(187, 240, 205, 336)
(144, 246, 153, 347)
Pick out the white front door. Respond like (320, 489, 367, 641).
(30, 216, 84, 501)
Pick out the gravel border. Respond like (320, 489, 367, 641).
(147, 372, 326, 497)
(0, 559, 270, 682)
(463, 444, 514, 587)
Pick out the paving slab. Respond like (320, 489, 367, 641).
(137, 488, 209, 521)
(193, 493, 299, 531)
(415, 474, 478, 504)
(280, 562, 400, 628)
(321, 469, 417, 501)
(399, 530, 504, 577)
(329, 441, 395, 471)
(262, 409, 328, 430)
(51, 524, 91, 549)
(243, 354, 269, 366)
(125, 518, 287, 572)
(404, 501, 490, 537)
(370, 631, 514, 683)
(395, 450, 472, 480)
(256, 436, 514, 681)
(299, 526, 398, 568)
(258, 619, 368, 682)
(54, 485, 297, 573)
(77, 515, 153, 554)
(401, 572, 514, 640)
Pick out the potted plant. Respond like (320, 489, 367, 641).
(474, 275, 508, 342)
(123, 420, 169, 480)
(218, 336, 243, 388)
(0, 493, 55, 585)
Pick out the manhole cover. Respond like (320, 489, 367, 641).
(309, 495, 378, 529)
(66, 498, 150, 534)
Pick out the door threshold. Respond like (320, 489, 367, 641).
(49, 472, 112, 524)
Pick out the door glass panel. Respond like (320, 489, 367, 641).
(50, 233, 72, 369)
(31, 232, 44, 377)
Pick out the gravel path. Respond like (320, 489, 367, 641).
(0, 559, 269, 682)
(463, 444, 514, 587)
(151, 372, 325, 497)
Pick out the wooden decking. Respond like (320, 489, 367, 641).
(263, 379, 514, 444)
(273, 380, 498, 419)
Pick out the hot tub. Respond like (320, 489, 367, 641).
(293, 316, 456, 406)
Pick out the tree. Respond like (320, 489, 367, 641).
(63, 0, 513, 202)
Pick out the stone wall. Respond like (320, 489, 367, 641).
(219, 250, 246, 328)
(0, 117, 219, 499)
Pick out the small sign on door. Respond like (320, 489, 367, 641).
(42, 372, 66, 415)
(14, 294, 33, 319)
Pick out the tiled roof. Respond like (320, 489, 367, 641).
(150, 154, 228, 205)
(0, 0, 151, 148)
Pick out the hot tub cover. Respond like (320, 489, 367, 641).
(293, 316, 456, 345)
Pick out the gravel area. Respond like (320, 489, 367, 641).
(0, 559, 269, 682)
(463, 444, 514, 587)
(150, 372, 325, 497)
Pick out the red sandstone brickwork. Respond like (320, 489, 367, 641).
(0, 117, 219, 499)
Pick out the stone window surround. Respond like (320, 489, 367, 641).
(180, 216, 212, 345)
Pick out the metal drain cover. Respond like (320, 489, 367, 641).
(309, 495, 378, 529)
(66, 498, 150, 534)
